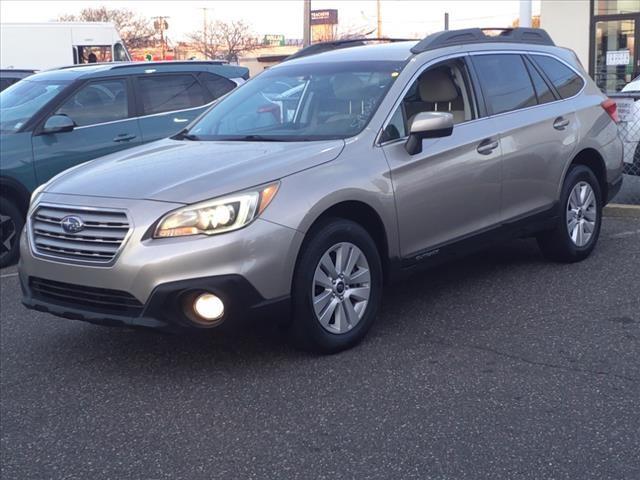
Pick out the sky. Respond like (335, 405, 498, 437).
(0, 0, 541, 42)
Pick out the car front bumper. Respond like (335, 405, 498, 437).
(19, 193, 303, 329)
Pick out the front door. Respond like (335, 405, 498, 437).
(380, 57, 502, 259)
(32, 78, 142, 184)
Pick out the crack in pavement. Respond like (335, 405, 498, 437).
(427, 337, 639, 383)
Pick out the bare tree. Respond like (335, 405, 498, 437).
(58, 6, 156, 49)
(187, 20, 257, 62)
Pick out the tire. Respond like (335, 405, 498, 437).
(537, 165, 602, 263)
(288, 218, 383, 353)
(0, 198, 24, 268)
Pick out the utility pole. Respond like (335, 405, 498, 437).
(303, 0, 311, 46)
(153, 16, 169, 60)
(377, 0, 382, 38)
(519, 0, 532, 27)
(444, 12, 449, 31)
(200, 8, 209, 59)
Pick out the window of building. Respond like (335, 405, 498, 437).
(532, 55, 585, 98)
(138, 74, 207, 115)
(472, 54, 537, 115)
(56, 79, 128, 126)
(594, 0, 640, 15)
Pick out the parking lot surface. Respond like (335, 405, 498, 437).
(1, 217, 639, 480)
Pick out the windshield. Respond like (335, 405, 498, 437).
(188, 61, 403, 141)
(0, 79, 70, 133)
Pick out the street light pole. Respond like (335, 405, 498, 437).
(377, 0, 382, 38)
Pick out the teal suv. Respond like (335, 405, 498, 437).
(0, 61, 248, 266)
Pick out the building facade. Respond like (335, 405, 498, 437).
(541, 0, 639, 92)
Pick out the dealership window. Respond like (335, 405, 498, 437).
(590, 0, 639, 92)
(594, 0, 640, 15)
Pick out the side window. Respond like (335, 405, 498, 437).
(114, 43, 129, 62)
(472, 54, 536, 115)
(381, 57, 477, 142)
(524, 57, 555, 104)
(531, 55, 584, 99)
(138, 74, 207, 115)
(56, 79, 128, 126)
(199, 72, 236, 100)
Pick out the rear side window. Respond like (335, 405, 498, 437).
(472, 54, 536, 115)
(198, 72, 236, 100)
(524, 57, 555, 104)
(56, 79, 128, 126)
(138, 74, 207, 115)
(531, 55, 584, 99)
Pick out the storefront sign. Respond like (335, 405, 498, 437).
(606, 50, 630, 66)
(311, 9, 338, 25)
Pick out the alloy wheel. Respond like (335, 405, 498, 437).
(0, 213, 17, 261)
(566, 181, 597, 247)
(312, 242, 371, 334)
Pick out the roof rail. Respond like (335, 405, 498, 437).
(285, 38, 418, 61)
(410, 28, 554, 54)
(53, 60, 229, 71)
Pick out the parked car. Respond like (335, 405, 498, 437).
(0, 61, 249, 266)
(19, 28, 623, 353)
(619, 75, 639, 176)
(0, 69, 36, 91)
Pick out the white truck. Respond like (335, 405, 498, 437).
(0, 22, 131, 71)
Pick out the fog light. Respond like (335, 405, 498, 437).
(193, 293, 224, 321)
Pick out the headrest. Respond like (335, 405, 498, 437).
(419, 68, 458, 102)
(332, 73, 365, 100)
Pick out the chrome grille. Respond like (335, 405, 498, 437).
(30, 205, 130, 263)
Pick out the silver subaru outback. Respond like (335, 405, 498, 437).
(19, 28, 624, 352)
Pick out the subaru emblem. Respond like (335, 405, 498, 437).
(61, 215, 85, 234)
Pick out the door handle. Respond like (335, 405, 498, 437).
(113, 134, 136, 142)
(173, 117, 189, 123)
(477, 138, 499, 155)
(553, 117, 570, 130)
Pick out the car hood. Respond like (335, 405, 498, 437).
(45, 138, 345, 204)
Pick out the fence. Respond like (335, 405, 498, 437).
(610, 92, 640, 205)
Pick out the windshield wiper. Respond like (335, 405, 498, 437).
(173, 128, 200, 141)
(229, 135, 284, 142)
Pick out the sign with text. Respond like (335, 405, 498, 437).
(606, 50, 630, 66)
(311, 9, 338, 25)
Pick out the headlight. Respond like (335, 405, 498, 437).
(154, 183, 279, 238)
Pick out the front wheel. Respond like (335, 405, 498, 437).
(537, 165, 602, 263)
(289, 218, 383, 353)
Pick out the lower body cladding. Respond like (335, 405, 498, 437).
(19, 193, 303, 331)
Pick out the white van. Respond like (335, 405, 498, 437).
(0, 22, 131, 71)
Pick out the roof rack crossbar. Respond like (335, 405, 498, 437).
(410, 28, 554, 54)
(285, 37, 418, 61)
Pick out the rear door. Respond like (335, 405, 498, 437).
(134, 73, 212, 142)
(31, 77, 142, 184)
(470, 52, 580, 221)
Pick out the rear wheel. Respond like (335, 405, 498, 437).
(537, 165, 602, 262)
(0, 198, 24, 268)
(289, 218, 382, 353)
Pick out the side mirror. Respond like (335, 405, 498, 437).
(405, 112, 454, 155)
(42, 114, 75, 134)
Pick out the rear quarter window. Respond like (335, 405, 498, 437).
(198, 72, 236, 100)
(531, 55, 584, 99)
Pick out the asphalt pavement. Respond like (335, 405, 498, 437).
(1, 217, 639, 480)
